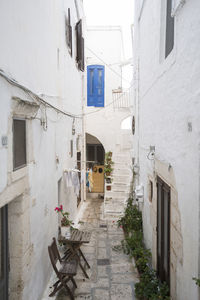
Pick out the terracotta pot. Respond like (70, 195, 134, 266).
(106, 172, 111, 176)
(106, 185, 111, 191)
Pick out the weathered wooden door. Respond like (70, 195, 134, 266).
(157, 177, 170, 288)
(0, 205, 9, 300)
(92, 165, 104, 193)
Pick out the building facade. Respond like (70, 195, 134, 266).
(84, 26, 133, 216)
(133, 0, 200, 299)
(0, 0, 85, 299)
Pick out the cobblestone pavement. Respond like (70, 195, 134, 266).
(43, 198, 139, 300)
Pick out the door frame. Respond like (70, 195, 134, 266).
(157, 176, 170, 288)
(0, 205, 9, 300)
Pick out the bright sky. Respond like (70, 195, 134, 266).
(83, 0, 134, 60)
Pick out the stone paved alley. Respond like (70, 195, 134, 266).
(42, 198, 139, 300)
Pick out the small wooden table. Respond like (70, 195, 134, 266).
(59, 229, 91, 278)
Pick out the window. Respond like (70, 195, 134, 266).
(87, 65, 105, 107)
(75, 19, 84, 71)
(13, 119, 26, 170)
(86, 144, 105, 165)
(65, 8, 72, 56)
(70, 140, 73, 157)
(165, 0, 174, 58)
(149, 180, 153, 202)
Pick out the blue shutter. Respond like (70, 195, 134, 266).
(87, 66, 95, 106)
(87, 65, 105, 107)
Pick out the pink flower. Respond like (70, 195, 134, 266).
(60, 205, 63, 211)
(112, 221, 115, 223)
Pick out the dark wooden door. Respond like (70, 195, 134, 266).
(157, 177, 170, 288)
(0, 205, 9, 300)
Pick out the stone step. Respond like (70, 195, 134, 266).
(112, 182, 130, 187)
(113, 156, 131, 163)
(112, 174, 131, 181)
(105, 190, 129, 197)
(112, 168, 132, 176)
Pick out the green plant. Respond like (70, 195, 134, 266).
(118, 198, 170, 300)
(54, 205, 73, 226)
(193, 277, 200, 287)
(104, 151, 114, 176)
(118, 199, 142, 233)
(135, 268, 170, 300)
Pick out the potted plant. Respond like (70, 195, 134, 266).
(104, 151, 114, 176)
(106, 185, 112, 191)
(55, 205, 73, 238)
(104, 151, 114, 191)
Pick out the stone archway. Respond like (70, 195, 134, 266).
(86, 133, 105, 195)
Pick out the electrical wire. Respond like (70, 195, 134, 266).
(0, 69, 82, 119)
(86, 46, 131, 84)
(0, 68, 133, 119)
(81, 83, 134, 117)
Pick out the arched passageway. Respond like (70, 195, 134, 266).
(86, 133, 105, 194)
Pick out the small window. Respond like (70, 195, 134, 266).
(149, 180, 153, 202)
(13, 119, 26, 170)
(65, 8, 72, 56)
(75, 19, 84, 71)
(70, 140, 73, 157)
(165, 0, 174, 58)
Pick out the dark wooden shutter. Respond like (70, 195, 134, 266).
(165, 0, 174, 58)
(66, 8, 72, 56)
(76, 19, 84, 71)
(13, 119, 26, 170)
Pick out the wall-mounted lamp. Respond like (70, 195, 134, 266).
(147, 145, 155, 160)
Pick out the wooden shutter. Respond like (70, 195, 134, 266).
(87, 66, 95, 106)
(95, 66, 104, 107)
(76, 19, 84, 71)
(66, 8, 72, 56)
(165, 0, 174, 58)
(13, 119, 26, 170)
(87, 65, 104, 107)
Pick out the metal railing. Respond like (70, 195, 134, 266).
(112, 88, 131, 108)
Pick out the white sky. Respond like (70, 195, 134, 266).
(83, 0, 134, 60)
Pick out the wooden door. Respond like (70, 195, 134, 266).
(91, 165, 104, 193)
(157, 177, 170, 288)
(0, 205, 9, 300)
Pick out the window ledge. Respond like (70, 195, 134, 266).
(11, 166, 28, 183)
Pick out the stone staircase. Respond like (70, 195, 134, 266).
(104, 151, 132, 219)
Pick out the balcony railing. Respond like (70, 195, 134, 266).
(112, 88, 131, 108)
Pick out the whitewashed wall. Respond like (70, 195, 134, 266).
(0, 0, 85, 299)
(85, 26, 132, 154)
(133, 0, 200, 299)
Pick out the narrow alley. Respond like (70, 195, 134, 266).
(1, 0, 200, 300)
(42, 198, 139, 300)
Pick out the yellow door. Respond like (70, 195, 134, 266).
(91, 165, 104, 193)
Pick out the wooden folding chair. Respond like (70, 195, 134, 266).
(48, 237, 78, 299)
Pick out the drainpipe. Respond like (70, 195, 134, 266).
(198, 141, 200, 300)
(81, 74, 86, 202)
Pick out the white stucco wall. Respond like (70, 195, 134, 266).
(133, 0, 200, 299)
(0, 0, 85, 299)
(85, 26, 132, 155)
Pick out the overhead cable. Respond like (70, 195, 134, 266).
(81, 83, 134, 117)
(0, 69, 82, 119)
(86, 47, 131, 84)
